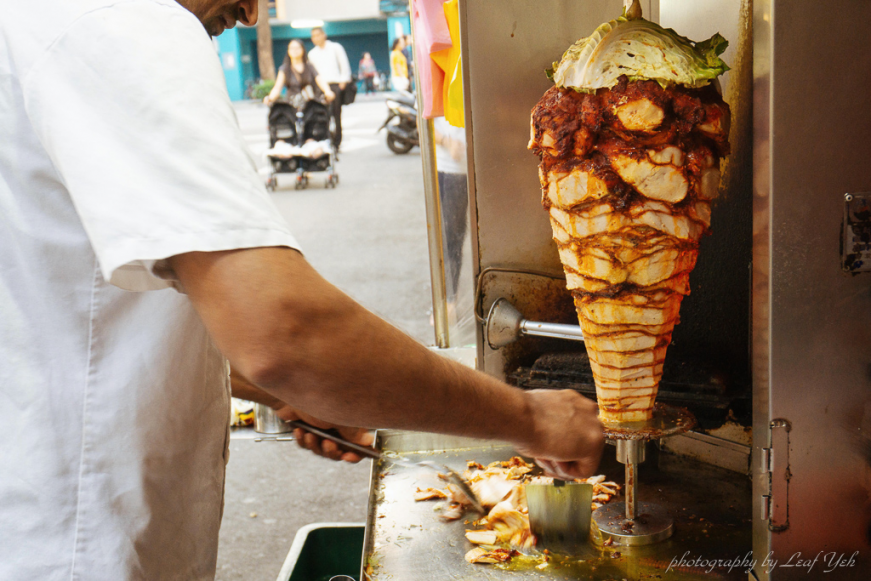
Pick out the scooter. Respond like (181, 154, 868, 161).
(379, 91, 419, 154)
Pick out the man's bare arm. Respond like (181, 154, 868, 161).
(170, 247, 603, 476)
(229, 368, 283, 409)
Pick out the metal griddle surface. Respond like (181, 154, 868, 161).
(363, 431, 751, 581)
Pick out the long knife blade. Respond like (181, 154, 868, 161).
(286, 420, 485, 513)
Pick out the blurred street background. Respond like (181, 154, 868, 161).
(215, 94, 432, 581)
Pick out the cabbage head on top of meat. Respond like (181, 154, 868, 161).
(550, 12, 729, 92)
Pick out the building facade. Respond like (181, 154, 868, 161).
(216, 0, 410, 101)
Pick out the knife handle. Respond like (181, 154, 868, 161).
(285, 420, 381, 460)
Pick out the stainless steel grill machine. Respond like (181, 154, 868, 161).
(361, 1, 871, 579)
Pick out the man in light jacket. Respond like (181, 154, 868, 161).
(308, 27, 353, 150)
(0, 1, 604, 580)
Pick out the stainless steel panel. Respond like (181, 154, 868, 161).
(752, 0, 773, 577)
(755, 0, 871, 578)
(659, 0, 755, 384)
(659, 430, 751, 474)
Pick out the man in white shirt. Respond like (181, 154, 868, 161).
(308, 27, 352, 149)
(0, 1, 604, 580)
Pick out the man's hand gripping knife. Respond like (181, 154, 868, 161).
(171, 247, 605, 478)
(230, 368, 374, 463)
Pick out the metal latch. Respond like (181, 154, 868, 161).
(761, 419, 791, 531)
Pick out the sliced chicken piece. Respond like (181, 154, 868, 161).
(546, 168, 609, 208)
(465, 530, 499, 545)
(539, 130, 559, 157)
(589, 360, 664, 381)
(611, 153, 689, 203)
(414, 487, 448, 501)
(647, 146, 685, 166)
(440, 503, 466, 521)
(579, 317, 677, 338)
(573, 126, 595, 157)
(592, 375, 660, 390)
(614, 98, 665, 132)
(588, 343, 669, 368)
(558, 245, 626, 284)
(690, 201, 712, 227)
(580, 294, 683, 326)
(699, 167, 721, 199)
(549, 204, 706, 242)
(697, 102, 731, 139)
(584, 332, 659, 353)
(465, 547, 514, 564)
(595, 381, 662, 399)
(564, 271, 611, 293)
(626, 248, 698, 286)
(487, 500, 529, 544)
(510, 529, 535, 550)
(558, 243, 697, 287)
(470, 476, 517, 509)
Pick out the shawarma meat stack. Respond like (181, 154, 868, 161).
(528, 3, 731, 423)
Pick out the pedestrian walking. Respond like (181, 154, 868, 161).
(263, 40, 335, 106)
(308, 27, 352, 149)
(358, 52, 377, 94)
(390, 37, 410, 92)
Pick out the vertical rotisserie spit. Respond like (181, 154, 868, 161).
(528, 4, 731, 423)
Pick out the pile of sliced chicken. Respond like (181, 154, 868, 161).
(529, 76, 730, 423)
(413, 457, 620, 565)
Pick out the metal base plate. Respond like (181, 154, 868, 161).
(592, 502, 674, 546)
(602, 403, 696, 440)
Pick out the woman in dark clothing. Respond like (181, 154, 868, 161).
(264, 39, 335, 105)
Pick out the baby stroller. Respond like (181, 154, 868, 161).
(265, 94, 338, 190)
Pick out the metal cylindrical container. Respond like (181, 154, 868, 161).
(253, 403, 292, 434)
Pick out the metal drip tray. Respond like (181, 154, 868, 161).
(362, 431, 751, 581)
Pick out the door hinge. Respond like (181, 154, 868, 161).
(762, 419, 791, 532)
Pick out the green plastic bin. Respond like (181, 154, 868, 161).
(276, 522, 365, 581)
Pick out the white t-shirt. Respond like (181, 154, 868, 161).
(308, 40, 353, 85)
(0, 1, 300, 579)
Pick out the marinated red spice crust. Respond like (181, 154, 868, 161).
(528, 74, 731, 420)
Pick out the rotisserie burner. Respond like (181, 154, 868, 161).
(509, 351, 749, 429)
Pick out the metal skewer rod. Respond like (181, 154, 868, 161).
(615, 440, 645, 521)
(625, 461, 637, 520)
(519, 320, 586, 342)
(486, 298, 584, 348)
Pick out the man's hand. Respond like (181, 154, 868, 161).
(325, 90, 336, 103)
(514, 390, 605, 480)
(338, 82, 347, 90)
(230, 368, 373, 464)
(273, 406, 375, 463)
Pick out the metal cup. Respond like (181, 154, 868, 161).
(253, 403, 292, 434)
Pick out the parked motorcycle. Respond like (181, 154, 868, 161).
(379, 91, 419, 154)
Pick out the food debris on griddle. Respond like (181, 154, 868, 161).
(413, 456, 620, 565)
